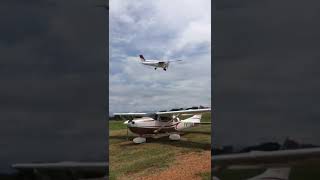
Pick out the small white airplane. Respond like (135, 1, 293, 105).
(138, 55, 182, 71)
(213, 146, 320, 180)
(114, 108, 211, 144)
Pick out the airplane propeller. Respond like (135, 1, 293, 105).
(124, 120, 134, 140)
(124, 118, 134, 140)
(126, 125, 129, 140)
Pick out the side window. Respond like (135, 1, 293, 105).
(159, 116, 171, 122)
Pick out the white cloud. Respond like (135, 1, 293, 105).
(109, 0, 211, 114)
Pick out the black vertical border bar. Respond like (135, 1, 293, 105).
(106, 1, 110, 177)
(211, 0, 216, 178)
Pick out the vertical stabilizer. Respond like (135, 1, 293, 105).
(139, 55, 145, 61)
(182, 114, 202, 123)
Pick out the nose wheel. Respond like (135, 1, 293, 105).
(154, 67, 157, 70)
(169, 134, 180, 140)
(163, 68, 166, 71)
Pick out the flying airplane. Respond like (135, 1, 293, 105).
(114, 108, 211, 144)
(212, 147, 320, 180)
(138, 55, 182, 71)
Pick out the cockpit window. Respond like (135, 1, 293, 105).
(159, 116, 172, 122)
(149, 114, 172, 121)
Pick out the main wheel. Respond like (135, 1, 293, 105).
(164, 68, 166, 71)
(133, 137, 146, 144)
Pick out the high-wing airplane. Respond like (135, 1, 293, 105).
(212, 147, 320, 180)
(138, 55, 182, 71)
(114, 108, 211, 144)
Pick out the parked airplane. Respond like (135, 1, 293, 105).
(212, 147, 320, 180)
(138, 55, 182, 71)
(114, 108, 211, 144)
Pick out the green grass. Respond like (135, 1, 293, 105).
(201, 112, 211, 123)
(109, 120, 127, 130)
(109, 112, 211, 180)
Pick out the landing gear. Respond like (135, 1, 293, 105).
(169, 134, 180, 140)
(154, 67, 157, 70)
(133, 137, 146, 144)
(163, 68, 166, 71)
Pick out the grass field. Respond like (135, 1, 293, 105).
(109, 113, 211, 180)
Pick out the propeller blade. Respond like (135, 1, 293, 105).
(126, 126, 128, 140)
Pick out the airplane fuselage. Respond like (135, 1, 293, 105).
(141, 60, 168, 68)
(116, 108, 210, 143)
(124, 115, 201, 137)
(138, 55, 182, 71)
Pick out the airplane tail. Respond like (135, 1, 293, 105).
(139, 55, 145, 62)
(182, 114, 211, 125)
(183, 114, 202, 123)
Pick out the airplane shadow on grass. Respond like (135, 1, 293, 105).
(182, 131, 211, 135)
(109, 131, 211, 151)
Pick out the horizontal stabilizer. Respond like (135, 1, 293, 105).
(196, 122, 211, 125)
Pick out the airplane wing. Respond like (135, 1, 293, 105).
(113, 112, 148, 116)
(213, 147, 320, 166)
(213, 148, 320, 180)
(168, 60, 182, 62)
(158, 60, 182, 63)
(114, 109, 211, 117)
(197, 122, 211, 125)
(156, 108, 211, 116)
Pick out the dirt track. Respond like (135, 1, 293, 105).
(135, 151, 211, 180)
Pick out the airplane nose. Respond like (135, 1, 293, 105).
(123, 120, 135, 127)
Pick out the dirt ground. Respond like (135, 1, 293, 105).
(134, 151, 211, 180)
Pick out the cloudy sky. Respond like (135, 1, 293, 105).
(109, 0, 211, 114)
